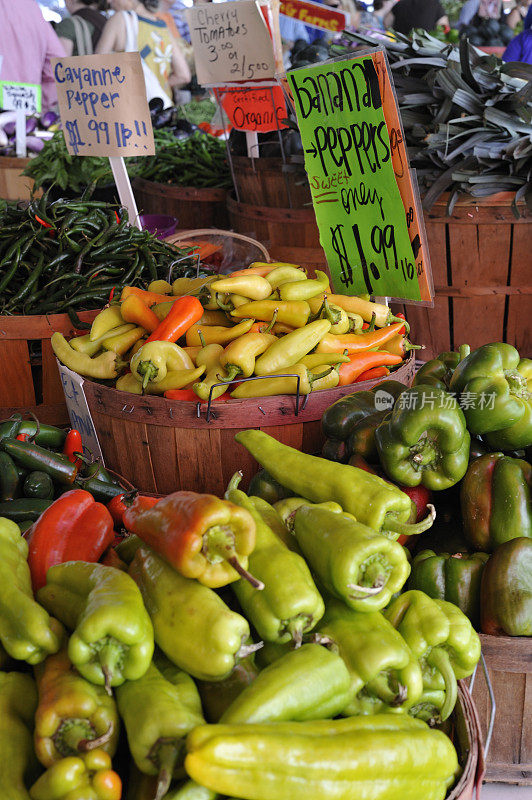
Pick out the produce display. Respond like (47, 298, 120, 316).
(23, 130, 231, 195)
(320, 341, 532, 640)
(0, 197, 197, 316)
(51, 263, 417, 399)
(0, 110, 59, 157)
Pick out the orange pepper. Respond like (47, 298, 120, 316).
(316, 322, 406, 354)
(338, 352, 402, 386)
(356, 366, 390, 382)
(229, 264, 278, 277)
(121, 294, 160, 333)
(120, 286, 171, 306)
(380, 333, 422, 358)
(144, 296, 204, 344)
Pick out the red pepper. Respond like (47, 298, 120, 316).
(63, 429, 83, 469)
(100, 547, 128, 571)
(396, 312, 407, 336)
(163, 389, 227, 402)
(144, 296, 204, 345)
(107, 493, 158, 527)
(26, 490, 115, 591)
(16, 433, 29, 441)
(338, 352, 402, 386)
(355, 366, 390, 382)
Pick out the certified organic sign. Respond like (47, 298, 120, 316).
(51, 52, 155, 157)
(216, 86, 288, 133)
(288, 51, 432, 303)
(0, 82, 41, 114)
(186, 0, 276, 85)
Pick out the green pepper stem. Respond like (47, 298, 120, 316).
(216, 295, 233, 312)
(198, 330, 207, 349)
(99, 642, 122, 695)
(138, 362, 158, 390)
(262, 308, 278, 333)
(237, 641, 264, 659)
(226, 471, 243, 494)
(78, 721, 114, 753)
(322, 297, 342, 325)
(404, 340, 423, 353)
(153, 741, 182, 800)
(347, 577, 385, 599)
(219, 365, 241, 383)
(367, 313, 377, 332)
(426, 648, 457, 722)
(53, 719, 95, 757)
(309, 367, 334, 384)
(284, 614, 313, 648)
(203, 525, 264, 590)
(383, 504, 436, 537)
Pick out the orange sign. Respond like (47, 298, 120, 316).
(217, 86, 288, 133)
(280, 0, 348, 32)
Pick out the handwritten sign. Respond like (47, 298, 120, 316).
(186, 1, 276, 86)
(216, 86, 287, 133)
(0, 82, 41, 114)
(280, 0, 348, 32)
(57, 363, 104, 461)
(288, 51, 431, 302)
(51, 52, 154, 157)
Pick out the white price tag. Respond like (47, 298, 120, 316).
(57, 362, 104, 462)
(0, 81, 41, 114)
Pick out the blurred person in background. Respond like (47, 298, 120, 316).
(506, 0, 532, 28)
(0, 0, 65, 111)
(55, 0, 109, 56)
(96, 0, 191, 103)
(385, 0, 449, 34)
(503, 5, 532, 60)
(458, 0, 502, 27)
(356, 0, 399, 30)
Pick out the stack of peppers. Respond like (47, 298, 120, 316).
(52, 262, 420, 402)
(0, 413, 125, 530)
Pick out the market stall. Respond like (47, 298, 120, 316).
(0, 0, 531, 797)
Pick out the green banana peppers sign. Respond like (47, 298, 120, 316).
(288, 52, 425, 302)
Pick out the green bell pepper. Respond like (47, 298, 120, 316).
(460, 452, 532, 551)
(0, 517, 62, 664)
(0, 672, 39, 800)
(321, 380, 406, 440)
(116, 654, 204, 799)
(248, 469, 291, 505)
(220, 642, 352, 724)
(317, 598, 423, 715)
(375, 385, 470, 490)
(225, 475, 325, 644)
(385, 590, 480, 722)
(235, 430, 435, 538)
(185, 716, 459, 800)
(481, 537, 532, 636)
(412, 352, 461, 391)
(449, 343, 532, 448)
(129, 546, 250, 681)
(293, 506, 410, 613)
(408, 550, 488, 628)
(37, 561, 154, 691)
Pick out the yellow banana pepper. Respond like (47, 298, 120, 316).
(279, 270, 330, 302)
(254, 320, 331, 376)
(131, 342, 194, 389)
(102, 326, 146, 355)
(69, 325, 135, 357)
(193, 344, 230, 401)
(116, 374, 143, 395)
(230, 363, 333, 398)
(147, 280, 172, 295)
(89, 305, 124, 342)
(220, 332, 277, 381)
(231, 300, 310, 329)
(210, 275, 273, 301)
(266, 266, 307, 290)
(145, 365, 206, 395)
(51, 333, 123, 380)
(172, 276, 215, 296)
(186, 319, 255, 347)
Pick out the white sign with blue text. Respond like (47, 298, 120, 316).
(57, 362, 104, 462)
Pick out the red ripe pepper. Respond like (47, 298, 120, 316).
(100, 547, 128, 571)
(355, 366, 390, 382)
(163, 389, 227, 402)
(26, 490, 115, 591)
(396, 312, 407, 335)
(107, 492, 158, 527)
(63, 429, 83, 469)
(144, 296, 204, 345)
(16, 433, 29, 441)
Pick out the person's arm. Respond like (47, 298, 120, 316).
(96, 13, 126, 54)
(41, 21, 67, 111)
(384, 11, 395, 27)
(168, 40, 191, 87)
(503, 32, 524, 61)
(376, 0, 399, 20)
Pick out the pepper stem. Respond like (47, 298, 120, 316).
(309, 367, 334, 385)
(237, 640, 264, 659)
(262, 308, 278, 333)
(153, 741, 182, 800)
(78, 721, 114, 753)
(216, 295, 233, 312)
(226, 471, 243, 495)
(198, 330, 207, 349)
(426, 648, 457, 721)
(219, 365, 241, 383)
(99, 642, 122, 695)
(138, 362, 158, 390)
(383, 504, 436, 537)
(459, 344, 470, 362)
(347, 576, 385, 599)
(404, 340, 423, 353)
(53, 719, 95, 757)
(321, 296, 342, 325)
(203, 525, 264, 589)
(389, 314, 410, 334)
(367, 313, 377, 332)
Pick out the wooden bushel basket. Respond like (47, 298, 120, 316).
(80, 355, 416, 496)
(231, 155, 312, 208)
(132, 178, 229, 231)
(0, 310, 98, 425)
(470, 634, 532, 784)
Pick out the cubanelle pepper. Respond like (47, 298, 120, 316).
(184, 715, 458, 800)
(316, 597, 423, 715)
(131, 341, 194, 389)
(129, 547, 252, 681)
(234, 429, 435, 538)
(38, 561, 154, 692)
(294, 506, 410, 612)
(29, 749, 121, 800)
(0, 671, 39, 800)
(123, 491, 261, 589)
(0, 517, 62, 664)
(117, 652, 205, 800)
(225, 475, 325, 645)
(480, 537, 532, 636)
(34, 644, 120, 767)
